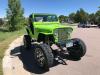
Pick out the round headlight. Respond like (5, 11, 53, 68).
(67, 28, 73, 34)
(54, 29, 58, 37)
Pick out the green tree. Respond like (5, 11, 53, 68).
(59, 15, 65, 23)
(98, 6, 100, 9)
(59, 15, 68, 23)
(69, 13, 75, 22)
(74, 8, 89, 23)
(89, 13, 96, 24)
(95, 10, 100, 24)
(0, 18, 4, 26)
(7, 0, 24, 31)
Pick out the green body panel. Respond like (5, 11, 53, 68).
(27, 13, 73, 43)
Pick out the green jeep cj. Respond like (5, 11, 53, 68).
(23, 13, 86, 70)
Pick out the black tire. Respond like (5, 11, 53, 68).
(78, 25, 80, 28)
(83, 25, 85, 28)
(67, 38, 86, 58)
(23, 35, 31, 49)
(98, 24, 100, 28)
(33, 44, 54, 70)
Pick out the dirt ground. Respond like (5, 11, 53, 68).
(3, 27, 100, 75)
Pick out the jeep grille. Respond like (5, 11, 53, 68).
(58, 28, 70, 43)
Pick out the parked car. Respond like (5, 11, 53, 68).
(98, 24, 100, 28)
(23, 13, 86, 70)
(78, 23, 91, 28)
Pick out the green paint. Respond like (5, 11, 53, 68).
(27, 13, 73, 43)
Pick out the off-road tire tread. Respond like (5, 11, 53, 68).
(34, 44, 54, 68)
(68, 38, 86, 58)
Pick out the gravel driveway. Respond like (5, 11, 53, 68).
(3, 27, 100, 75)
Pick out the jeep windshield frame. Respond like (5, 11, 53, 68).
(34, 14, 58, 22)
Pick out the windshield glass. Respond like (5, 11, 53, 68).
(34, 15, 58, 22)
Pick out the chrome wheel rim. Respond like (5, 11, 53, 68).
(34, 48, 45, 67)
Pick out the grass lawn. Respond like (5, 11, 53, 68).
(0, 27, 25, 75)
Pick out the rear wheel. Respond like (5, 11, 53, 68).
(67, 38, 86, 58)
(23, 35, 31, 49)
(33, 44, 54, 70)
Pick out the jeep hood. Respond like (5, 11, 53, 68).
(34, 22, 73, 34)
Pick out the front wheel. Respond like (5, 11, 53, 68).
(33, 44, 54, 70)
(23, 35, 31, 49)
(67, 38, 86, 58)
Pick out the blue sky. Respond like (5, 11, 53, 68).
(0, 0, 100, 17)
